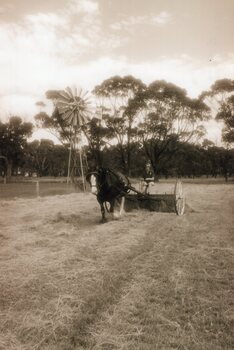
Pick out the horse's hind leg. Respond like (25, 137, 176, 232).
(109, 200, 116, 220)
(112, 198, 125, 219)
(119, 196, 125, 217)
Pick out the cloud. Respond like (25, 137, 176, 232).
(0, 0, 127, 106)
(152, 11, 172, 25)
(0, 94, 49, 120)
(70, 0, 99, 14)
(0, 3, 13, 15)
(0, 1, 102, 94)
(110, 11, 172, 31)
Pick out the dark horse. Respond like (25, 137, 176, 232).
(86, 168, 130, 223)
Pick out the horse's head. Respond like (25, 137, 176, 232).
(86, 172, 99, 195)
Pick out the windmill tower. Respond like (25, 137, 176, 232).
(56, 87, 92, 190)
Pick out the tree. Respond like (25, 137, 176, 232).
(35, 90, 75, 145)
(48, 145, 69, 176)
(200, 79, 234, 145)
(93, 75, 146, 174)
(25, 140, 68, 176)
(0, 116, 33, 178)
(82, 117, 108, 168)
(0, 155, 8, 179)
(216, 95, 234, 144)
(201, 79, 234, 181)
(127, 80, 210, 177)
(26, 139, 54, 176)
(35, 101, 46, 111)
(34, 111, 71, 145)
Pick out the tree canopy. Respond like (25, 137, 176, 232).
(2, 76, 234, 181)
(93, 75, 146, 174)
(201, 79, 234, 145)
(0, 116, 33, 177)
(126, 80, 210, 175)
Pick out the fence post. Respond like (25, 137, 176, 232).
(36, 181, 40, 197)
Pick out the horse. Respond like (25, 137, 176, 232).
(86, 168, 130, 223)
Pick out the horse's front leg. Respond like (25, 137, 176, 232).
(100, 202, 107, 223)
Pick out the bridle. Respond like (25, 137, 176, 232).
(86, 172, 102, 194)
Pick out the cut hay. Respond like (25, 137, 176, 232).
(0, 183, 233, 350)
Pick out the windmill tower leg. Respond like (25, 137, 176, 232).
(67, 144, 72, 184)
(79, 147, 86, 191)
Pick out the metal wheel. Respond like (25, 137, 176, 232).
(174, 180, 185, 216)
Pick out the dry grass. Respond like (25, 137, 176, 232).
(0, 182, 78, 199)
(0, 183, 233, 350)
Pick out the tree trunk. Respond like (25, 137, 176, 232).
(6, 159, 12, 180)
(126, 133, 131, 176)
(151, 163, 159, 182)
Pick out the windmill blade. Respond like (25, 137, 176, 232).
(81, 90, 89, 99)
(84, 100, 92, 105)
(74, 87, 80, 98)
(58, 90, 72, 101)
(56, 100, 71, 109)
(78, 115, 84, 127)
(63, 110, 75, 124)
(56, 101, 72, 115)
(65, 86, 75, 99)
(72, 112, 79, 127)
(73, 86, 78, 98)
(57, 107, 69, 115)
(56, 99, 70, 107)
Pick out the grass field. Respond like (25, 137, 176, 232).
(0, 182, 233, 350)
(0, 182, 79, 200)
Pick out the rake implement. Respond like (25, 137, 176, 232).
(124, 180, 185, 216)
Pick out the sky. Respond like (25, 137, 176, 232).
(0, 0, 234, 143)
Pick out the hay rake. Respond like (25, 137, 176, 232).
(124, 180, 185, 216)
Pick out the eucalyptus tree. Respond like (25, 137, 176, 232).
(200, 79, 234, 181)
(82, 116, 108, 168)
(26, 139, 54, 176)
(217, 95, 234, 144)
(126, 80, 210, 177)
(35, 90, 72, 145)
(93, 75, 146, 174)
(0, 116, 33, 178)
(201, 79, 234, 145)
(25, 140, 68, 176)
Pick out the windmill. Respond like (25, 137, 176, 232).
(56, 86, 92, 189)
